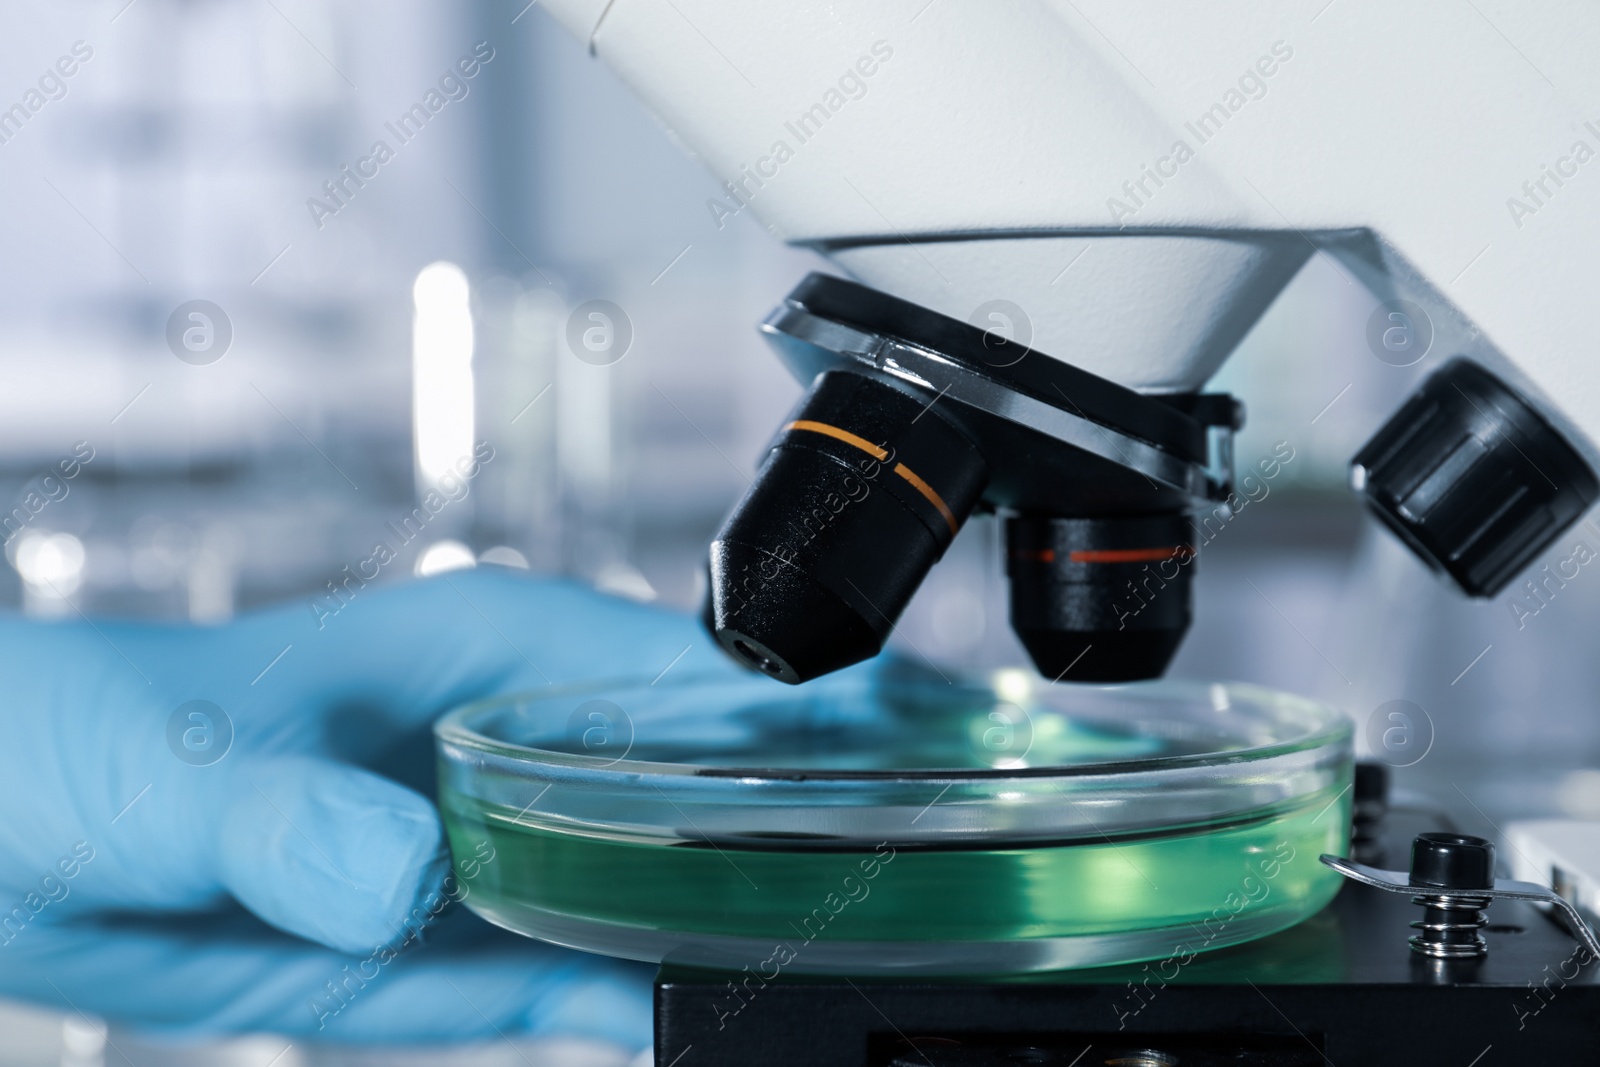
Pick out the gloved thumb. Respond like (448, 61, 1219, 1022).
(215, 756, 448, 953)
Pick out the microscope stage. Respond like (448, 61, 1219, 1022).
(654, 814, 1600, 1066)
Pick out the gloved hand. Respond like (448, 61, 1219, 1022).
(0, 566, 746, 1047)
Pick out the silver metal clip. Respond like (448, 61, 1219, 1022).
(1320, 853, 1600, 961)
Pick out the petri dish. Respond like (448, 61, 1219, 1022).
(434, 668, 1352, 975)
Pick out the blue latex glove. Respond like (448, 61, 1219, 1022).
(0, 567, 746, 1047)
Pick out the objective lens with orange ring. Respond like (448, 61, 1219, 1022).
(707, 371, 988, 684)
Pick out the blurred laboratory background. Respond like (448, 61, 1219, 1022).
(4, 0, 1600, 1063)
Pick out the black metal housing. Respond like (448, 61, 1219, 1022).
(706, 274, 1239, 685)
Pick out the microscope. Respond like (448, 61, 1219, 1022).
(707, 275, 1595, 685)
(537, 1, 1600, 1061)
(536, 1, 1600, 686)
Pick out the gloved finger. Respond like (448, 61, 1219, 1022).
(215, 756, 446, 954)
(210, 569, 748, 736)
(0, 906, 652, 1048)
(306, 568, 746, 707)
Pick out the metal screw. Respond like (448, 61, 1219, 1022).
(1407, 832, 1496, 959)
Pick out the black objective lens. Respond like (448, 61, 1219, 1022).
(707, 371, 988, 684)
(1006, 513, 1195, 682)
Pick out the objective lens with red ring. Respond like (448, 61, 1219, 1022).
(1006, 513, 1196, 682)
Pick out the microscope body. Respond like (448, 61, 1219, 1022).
(542, 0, 1600, 682)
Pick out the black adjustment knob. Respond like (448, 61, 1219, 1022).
(1407, 832, 1496, 959)
(1352, 359, 1599, 597)
(1409, 832, 1495, 890)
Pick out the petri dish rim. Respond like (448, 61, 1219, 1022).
(434, 672, 1351, 785)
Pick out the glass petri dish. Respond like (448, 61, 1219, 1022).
(434, 668, 1352, 976)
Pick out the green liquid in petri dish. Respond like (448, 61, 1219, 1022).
(435, 673, 1352, 973)
(439, 785, 1348, 962)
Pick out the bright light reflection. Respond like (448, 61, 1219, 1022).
(994, 667, 1032, 704)
(416, 539, 476, 577)
(14, 531, 85, 597)
(412, 261, 475, 492)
